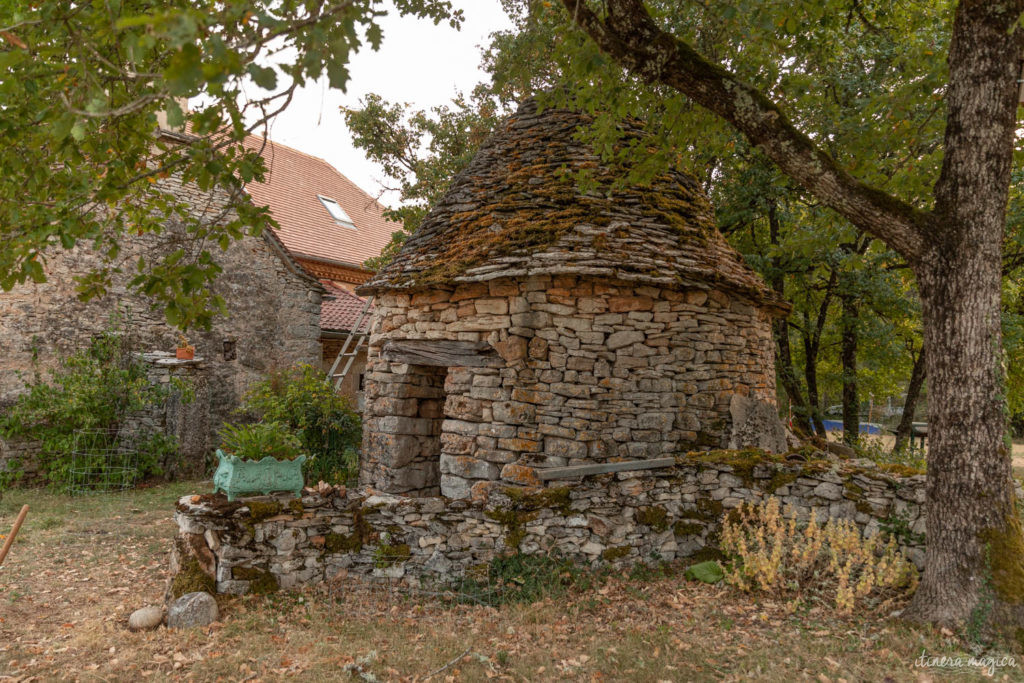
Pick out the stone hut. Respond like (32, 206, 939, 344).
(356, 100, 789, 499)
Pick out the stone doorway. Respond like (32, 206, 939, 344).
(361, 363, 447, 496)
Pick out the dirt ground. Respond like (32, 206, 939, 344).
(0, 483, 1020, 682)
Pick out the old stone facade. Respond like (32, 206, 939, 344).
(356, 100, 788, 499)
(173, 452, 929, 594)
(0, 158, 323, 457)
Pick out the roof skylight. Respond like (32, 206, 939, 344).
(318, 195, 356, 229)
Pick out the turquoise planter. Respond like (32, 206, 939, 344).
(213, 449, 306, 501)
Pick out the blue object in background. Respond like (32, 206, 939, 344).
(816, 420, 882, 435)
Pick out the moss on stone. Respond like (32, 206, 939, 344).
(501, 486, 573, 515)
(673, 521, 704, 537)
(171, 554, 216, 599)
(324, 531, 363, 553)
(485, 508, 539, 549)
(877, 462, 925, 478)
(763, 470, 800, 493)
(636, 505, 669, 531)
(677, 497, 725, 523)
(601, 545, 631, 561)
(678, 449, 786, 488)
(697, 497, 724, 520)
(246, 500, 283, 522)
(374, 543, 412, 568)
(232, 566, 280, 595)
(684, 546, 727, 564)
(288, 499, 304, 516)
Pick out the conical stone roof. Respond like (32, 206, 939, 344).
(358, 99, 786, 311)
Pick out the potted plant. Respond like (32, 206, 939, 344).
(176, 333, 195, 360)
(213, 422, 307, 501)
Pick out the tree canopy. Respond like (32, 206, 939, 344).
(0, 0, 460, 328)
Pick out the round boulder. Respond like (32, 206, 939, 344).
(128, 605, 164, 631)
(166, 591, 219, 629)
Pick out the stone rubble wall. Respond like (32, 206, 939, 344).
(361, 274, 776, 498)
(0, 434, 42, 484)
(0, 172, 323, 454)
(122, 353, 212, 478)
(173, 453, 928, 595)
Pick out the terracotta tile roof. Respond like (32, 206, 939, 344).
(241, 135, 400, 270)
(320, 281, 372, 333)
(358, 99, 788, 313)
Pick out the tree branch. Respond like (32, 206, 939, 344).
(559, 0, 931, 262)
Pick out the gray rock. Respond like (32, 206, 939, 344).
(813, 481, 843, 501)
(728, 394, 789, 454)
(166, 591, 219, 629)
(128, 605, 164, 631)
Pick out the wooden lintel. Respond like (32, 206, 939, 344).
(537, 457, 676, 480)
(381, 339, 505, 368)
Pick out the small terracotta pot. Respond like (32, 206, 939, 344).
(175, 347, 195, 360)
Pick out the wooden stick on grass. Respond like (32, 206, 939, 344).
(0, 504, 29, 568)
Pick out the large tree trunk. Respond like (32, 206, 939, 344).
(892, 347, 926, 454)
(840, 294, 858, 445)
(902, 2, 1024, 627)
(907, 249, 1022, 626)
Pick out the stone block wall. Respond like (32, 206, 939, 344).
(0, 172, 323, 447)
(173, 453, 928, 595)
(0, 432, 42, 484)
(123, 353, 211, 478)
(361, 275, 776, 498)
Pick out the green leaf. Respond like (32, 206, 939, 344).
(684, 561, 724, 584)
(246, 63, 277, 90)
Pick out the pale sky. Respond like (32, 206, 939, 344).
(256, 2, 514, 207)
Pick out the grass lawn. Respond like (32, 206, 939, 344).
(0, 482, 1020, 682)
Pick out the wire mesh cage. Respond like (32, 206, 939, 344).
(68, 429, 140, 496)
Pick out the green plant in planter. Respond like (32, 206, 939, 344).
(239, 364, 361, 485)
(214, 422, 306, 501)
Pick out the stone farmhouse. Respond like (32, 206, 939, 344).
(0, 127, 396, 471)
(356, 99, 790, 499)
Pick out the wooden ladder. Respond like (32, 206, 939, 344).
(327, 294, 375, 390)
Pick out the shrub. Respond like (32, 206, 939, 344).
(719, 497, 918, 613)
(457, 553, 600, 606)
(240, 364, 361, 484)
(0, 319, 177, 488)
(218, 422, 304, 461)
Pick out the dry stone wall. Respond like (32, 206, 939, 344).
(124, 353, 211, 478)
(173, 452, 929, 595)
(361, 274, 776, 499)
